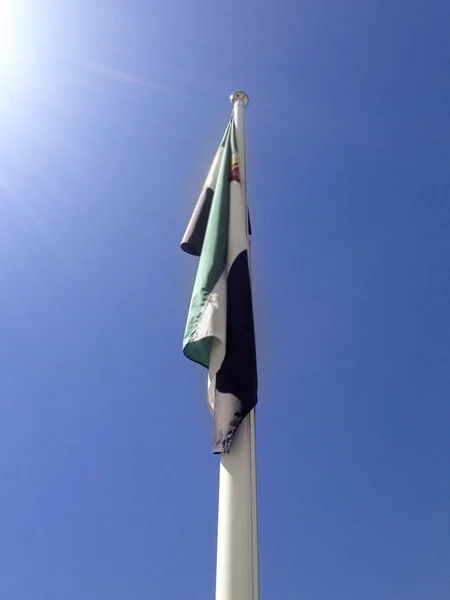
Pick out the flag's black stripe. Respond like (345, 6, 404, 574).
(213, 250, 258, 454)
(180, 187, 214, 257)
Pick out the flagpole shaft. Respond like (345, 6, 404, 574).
(215, 92, 260, 600)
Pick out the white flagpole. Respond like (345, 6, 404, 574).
(215, 91, 260, 600)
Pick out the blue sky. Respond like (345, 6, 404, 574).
(1, 0, 449, 598)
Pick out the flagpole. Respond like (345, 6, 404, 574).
(215, 91, 260, 600)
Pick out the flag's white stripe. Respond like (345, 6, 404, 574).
(211, 389, 238, 429)
(208, 179, 248, 419)
(207, 179, 248, 415)
(181, 147, 224, 246)
(227, 180, 248, 272)
(189, 271, 226, 413)
(208, 177, 249, 422)
(204, 146, 224, 190)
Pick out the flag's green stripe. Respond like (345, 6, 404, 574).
(182, 123, 232, 368)
(219, 118, 232, 148)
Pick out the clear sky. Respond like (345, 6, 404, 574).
(1, 0, 449, 598)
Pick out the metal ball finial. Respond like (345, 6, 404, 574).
(230, 91, 249, 107)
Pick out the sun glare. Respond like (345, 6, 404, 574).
(0, 1, 24, 77)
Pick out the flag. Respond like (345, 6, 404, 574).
(181, 117, 258, 454)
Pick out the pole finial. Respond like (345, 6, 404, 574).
(230, 91, 249, 107)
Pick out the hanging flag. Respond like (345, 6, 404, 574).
(181, 117, 258, 454)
